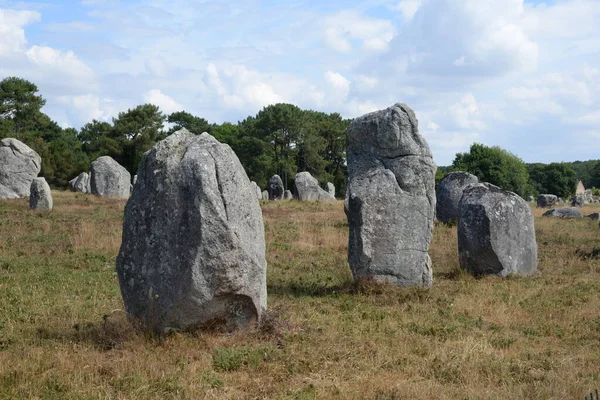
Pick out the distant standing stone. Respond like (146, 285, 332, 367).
(542, 207, 583, 219)
(294, 172, 335, 202)
(537, 194, 557, 208)
(436, 171, 479, 223)
(70, 172, 90, 193)
(90, 156, 131, 198)
(0, 138, 41, 199)
(587, 213, 600, 220)
(29, 177, 53, 211)
(346, 103, 436, 287)
(262, 190, 269, 200)
(527, 195, 534, 202)
(116, 129, 267, 333)
(458, 183, 537, 277)
(283, 190, 293, 200)
(250, 181, 262, 200)
(571, 194, 584, 207)
(268, 175, 284, 200)
(584, 189, 593, 204)
(324, 182, 335, 197)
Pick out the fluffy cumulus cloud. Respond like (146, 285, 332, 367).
(322, 10, 394, 53)
(0, 9, 40, 55)
(143, 89, 183, 115)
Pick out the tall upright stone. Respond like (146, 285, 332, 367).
(116, 129, 267, 333)
(0, 138, 41, 199)
(436, 171, 479, 223)
(29, 177, 53, 211)
(90, 156, 130, 199)
(268, 175, 284, 200)
(324, 182, 335, 198)
(458, 183, 537, 277)
(345, 103, 436, 287)
(70, 172, 90, 193)
(250, 181, 262, 200)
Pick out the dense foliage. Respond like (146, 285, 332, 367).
(1, 76, 599, 198)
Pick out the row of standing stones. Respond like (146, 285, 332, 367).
(249, 172, 336, 203)
(1, 103, 546, 333)
(536, 193, 599, 220)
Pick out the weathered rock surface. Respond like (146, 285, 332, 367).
(542, 207, 583, 219)
(324, 182, 335, 197)
(537, 194, 557, 208)
(116, 129, 267, 332)
(436, 171, 479, 223)
(250, 181, 262, 200)
(571, 194, 584, 207)
(0, 138, 41, 199)
(527, 195, 534, 202)
(587, 213, 600, 220)
(70, 172, 90, 193)
(261, 190, 269, 200)
(584, 189, 593, 204)
(283, 190, 293, 200)
(345, 103, 436, 287)
(90, 156, 130, 198)
(29, 177, 52, 211)
(268, 175, 284, 200)
(294, 172, 336, 202)
(458, 183, 537, 277)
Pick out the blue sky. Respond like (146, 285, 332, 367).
(0, 0, 599, 165)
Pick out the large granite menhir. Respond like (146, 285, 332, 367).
(0, 138, 41, 199)
(116, 129, 267, 333)
(90, 156, 130, 198)
(436, 171, 479, 223)
(458, 183, 537, 277)
(345, 103, 436, 287)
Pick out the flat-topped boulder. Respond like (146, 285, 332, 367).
(116, 129, 267, 333)
(0, 138, 41, 199)
(346, 103, 436, 287)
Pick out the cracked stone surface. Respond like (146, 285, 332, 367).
(116, 129, 267, 333)
(0, 138, 41, 199)
(345, 103, 436, 287)
(458, 183, 537, 277)
(436, 171, 479, 223)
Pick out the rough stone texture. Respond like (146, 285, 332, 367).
(250, 181, 262, 200)
(29, 177, 52, 211)
(133, 175, 138, 185)
(435, 171, 479, 223)
(458, 183, 537, 277)
(527, 195, 534, 202)
(324, 182, 335, 197)
(116, 129, 267, 333)
(90, 156, 131, 198)
(587, 213, 600, 220)
(537, 194, 557, 208)
(283, 190, 293, 200)
(268, 175, 284, 200)
(0, 138, 41, 199)
(542, 207, 584, 219)
(584, 189, 593, 204)
(558, 197, 564, 203)
(346, 103, 436, 287)
(571, 194, 584, 207)
(294, 172, 336, 202)
(70, 172, 90, 193)
(261, 190, 269, 200)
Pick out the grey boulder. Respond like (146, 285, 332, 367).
(436, 171, 479, 223)
(527, 195, 534, 202)
(250, 181, 262, 200)
(587, 213, 600, 220)
(542, 207, 583, 219)
(261, 190, 269, 200)
(323, 182, 335, 197)
(571, 194, 584, 207)
(70, 172, 90, 193)
(458, 183, 537, 277)
(90, 156, 130, 198)
(268, 175, 284, 200)
(283, 190, 293, 200)
(29, 177, 52, 211)
(345, 103, 436, 287)
(116, 129, 267, 332)
(537, 194, 557, 208)
(294, 172, 336, 202)
(0, 138, 41, 199)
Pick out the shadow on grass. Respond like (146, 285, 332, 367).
(267, 281, 354, 297)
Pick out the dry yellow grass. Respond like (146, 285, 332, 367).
(0, 192, 599, 399)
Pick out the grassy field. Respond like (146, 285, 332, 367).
(1, 191, 599, 399)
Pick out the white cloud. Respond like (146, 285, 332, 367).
(324, 71, 350, 101)
(393, 0, 424, 20)
(0, 9, 40, 55)
(26, 46, 94, 81)
(449, 93, 486, 130)
(322, 10, 394, 53)
(144, 89, 183, 114)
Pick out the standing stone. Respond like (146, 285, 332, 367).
(584, 189, 593, 204)
(261, 190, 269, 200)
(537, 194, 557, 208)
(576, 180, 585, 195)
(29, 177, 53, 211)
(571, 194, 584, 207)
(116, 129, 267, 333)
(0, 138, 41, 199)
(68, 176, 77, 192)
(250, 181, 262, 200)
(294, 172, 336, 202)
(71, 172, 90, 193)
(527, 195, 534, 202)
(542, 207, 583, 219)
(436, 171, 479, 223)
(283, 190, 293, 200)
(323, 182, 335, 198)
(268, 175, 284, 200)
(90, 156, 131, 199)
(346, 103, 436, 287)
(133, 174, 138, 185)
(558, 197, 564, 203)
(458, 183, 537, 277)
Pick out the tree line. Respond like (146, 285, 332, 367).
(1, 76, 599, 199)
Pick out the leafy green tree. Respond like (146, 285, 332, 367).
(452, 143, 532, 197)
(48, 128, 89, 187)
(79, 120, 120, 160)
(112, 104, 166, 173)
(527, 162, 577, 198)
(0, 77, 46, 137)
(167, 111, 210, 135)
